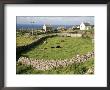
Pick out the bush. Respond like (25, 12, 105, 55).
(16, 63, 33, 74)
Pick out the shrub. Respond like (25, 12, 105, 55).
(16, 63, 33, 74)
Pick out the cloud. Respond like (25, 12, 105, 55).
(16, 16, 94, 25)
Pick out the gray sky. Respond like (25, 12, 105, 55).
(16, 16, 94, 25)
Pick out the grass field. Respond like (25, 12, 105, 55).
(21, 36, 94, 60)
(16, 35, 37, 46)
(16, 57, 94, 74)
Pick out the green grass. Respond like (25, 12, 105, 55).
(21, 36, 94, 60)
(16, 58, 94, 74)
(16, 35, 37, 46)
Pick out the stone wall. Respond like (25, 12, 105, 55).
(17, 51, 94, 71)
(57, 33, 82, 37)
(16, 35, 57, 55)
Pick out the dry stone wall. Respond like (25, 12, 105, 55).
(17, 51, 94, 71)
(16, 34, 57, 55)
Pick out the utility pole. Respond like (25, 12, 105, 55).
(31, 21, 34, 36)
(31, 16, 37, 36)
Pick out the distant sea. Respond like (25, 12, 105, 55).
(16, 24, 74, 30)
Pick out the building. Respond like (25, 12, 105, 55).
(80, 22, 92, 30)
(72, 25, 80, 30)
(43, 24, 52, 32)
(57, 26, 65, 30)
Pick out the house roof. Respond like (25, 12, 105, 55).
(83, 22, 91, 26)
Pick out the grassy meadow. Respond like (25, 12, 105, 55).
(16, 36, 37, 46)
(21, 36, 94, 60)
(16, 31, 37, 46)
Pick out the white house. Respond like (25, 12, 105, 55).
(80, 22, 92, 30)
(43, 24, 52, 32)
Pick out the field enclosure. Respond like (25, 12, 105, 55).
(21, 36, 93, 60)
(16, 31, 94, 74)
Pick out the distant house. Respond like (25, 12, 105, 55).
(43, 24, 52, 32)
(72, 25, 80, 30)
(80, 22, 92, 30)
(57, 26, 65, 31)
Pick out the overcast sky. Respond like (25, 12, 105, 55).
(16, 16, 94, 25)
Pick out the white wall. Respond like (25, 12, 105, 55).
(80, 22, 85, 30)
